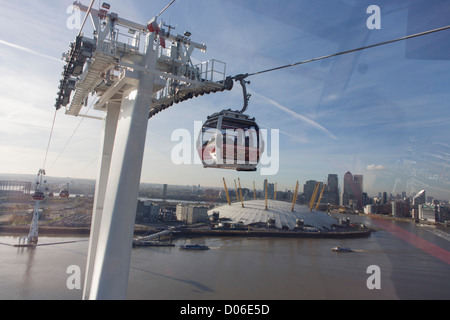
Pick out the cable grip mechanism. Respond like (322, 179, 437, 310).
(233, 73, 251, 114)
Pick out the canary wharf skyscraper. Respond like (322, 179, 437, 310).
(327, 174, 339, 205)
(343, 171, 363, 209)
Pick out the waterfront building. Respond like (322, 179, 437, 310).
(364, 204, 374, 214)
(362, 192, 370, 206)
(176, 203, 209, 224)
(418, 204, 438, 222)
(363, 203, 391, 215)
(413, 190, 426, 207)
(439, 205, 450, 223)
(136, 200, 160, 223)
(392, 200, 411, 218)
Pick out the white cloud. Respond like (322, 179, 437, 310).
(367, 164, 386, 171)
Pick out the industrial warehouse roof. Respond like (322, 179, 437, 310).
(208, 200, 339, 231)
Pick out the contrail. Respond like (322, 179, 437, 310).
(0, 39, 62, 63)
(260, 122, 309, 144)
(250, 89, 338, 140)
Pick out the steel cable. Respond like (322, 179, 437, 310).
(246, 25, 450, 78)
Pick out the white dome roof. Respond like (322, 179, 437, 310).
(208, 200, 338, 231)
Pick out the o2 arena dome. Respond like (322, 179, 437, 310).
(208, 199, 339, 231)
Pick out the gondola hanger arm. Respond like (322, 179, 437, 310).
(231, 74, 251, 114)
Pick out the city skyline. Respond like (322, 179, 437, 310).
(1, 170, 438, 204)
(1, 1, 449, 200)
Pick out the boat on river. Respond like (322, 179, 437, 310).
(180, 244, 209, 250)
(331, 246, 353, 252)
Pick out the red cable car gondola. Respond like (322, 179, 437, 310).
(197, 74, 264, 171)
(32, 169, 46, 201)
(32, 191, 45, 201)
(59, 182, 70, 198)
(59, 189, 70, 198)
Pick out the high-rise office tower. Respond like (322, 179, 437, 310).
(327, 174, 339, 205)
(303, 180, 317, 204)
(343, 171, 363, 209)
(354, 175, 363, 206)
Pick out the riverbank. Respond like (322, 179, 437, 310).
(176, 226, 372, 239)
(3, 211, 443, 239)
(0, 223, 371, 239)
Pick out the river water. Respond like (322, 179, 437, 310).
(1, 214, 449, 300)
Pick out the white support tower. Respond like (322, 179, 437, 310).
(27, 199, 41, 245)
(56, 2, 232, 300)
(19, 169, 46, 247)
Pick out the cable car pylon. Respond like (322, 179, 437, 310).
(56, 2, 234, 300)
(18, 169, 46, 247)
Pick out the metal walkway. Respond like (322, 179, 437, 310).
(66, 51, 116, 116)
(135, 229, 172, 241)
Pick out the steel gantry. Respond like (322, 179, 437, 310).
(56, 2, 232, 300)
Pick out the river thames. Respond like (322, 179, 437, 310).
(0, 214, 449, 300)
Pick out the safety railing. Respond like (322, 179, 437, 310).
(195, 59, 226, 83)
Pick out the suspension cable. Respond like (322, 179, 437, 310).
(78, 0, 96, 37)
(41, 0, 94, 171)
(42, 109, 58, 170)
(246, 24, 450, 78)
(48, 97, 97, 171)
(157, 0, 176, 18)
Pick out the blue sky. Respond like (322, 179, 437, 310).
(0, 0, 449, 200)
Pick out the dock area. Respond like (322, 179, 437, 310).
(132, 241, 175, 247)
(176, 226, 372, 239)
